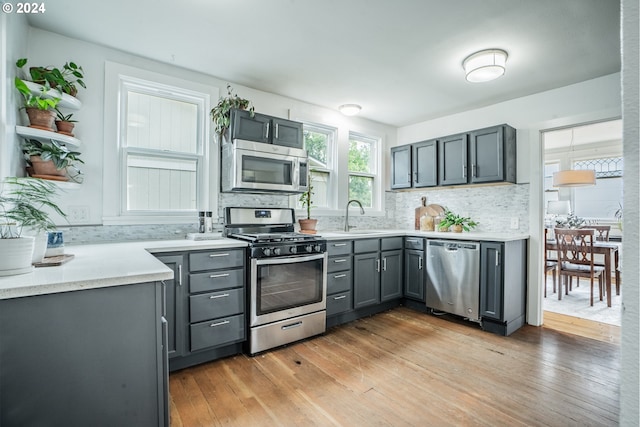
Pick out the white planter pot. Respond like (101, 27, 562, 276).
(0, 236, 35, 276)
(31, 232, 48, 263)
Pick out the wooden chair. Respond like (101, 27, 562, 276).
(555, 228, 606, 306)
(544, 228, 557, 298)
(584, 224, 621, 294)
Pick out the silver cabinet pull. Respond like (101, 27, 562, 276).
(333, 243, 347, 247)
(472, 164, 477, 177)
(209, 320, 230, 327)
(209, 273, 230, 278)
(333, 259, 346, 263)
(281, 321, 302, 330)
(265, 122, 270, 139)
(275, 123, 279, 139)
(333, 295, 347, 300)
(496, 252, 500, 267)
(463, 164, 467, 178)
(383, 258, 387, 271)
(209, 293, 229, 299)
(209, 253, 229, 258)
(333, 273, 347, 278)
(419, 257, 423, 270)
(376, 259, 381, 273)
(406, 239, 419, 243)
(178, 264, 183, 286)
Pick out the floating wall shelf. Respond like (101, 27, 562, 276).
(16, 125, 82, 149)
(23, 81, 82, 110)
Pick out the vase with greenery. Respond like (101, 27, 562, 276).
(555, 213, 585, 229)
(16, 58, 86, 97)
(210, 84, 254, 138)
(0, 177, 66, 275)
(298, 178, 317, 233)
(15, 77, 60, 130)
(54, 108, 77, 136)
(614, 202, 623, 230)
(22, 138, 84, 179)
(438, 209, 478, 232)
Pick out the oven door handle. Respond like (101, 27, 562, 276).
(254, 253, 326, 266)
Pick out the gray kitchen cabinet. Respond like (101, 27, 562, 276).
(230, 108, 303, 149)
(438, 132, 469, 185)
(469, 124, 516, 184)
(155, 253, 186, 359)
(480, 240, 527, 336)
(326, 240, 354, 317)
(390, 139, 438, 189)
(0, 282, 168, 427)
(404, 237, 425, 302)
(353, 237, 403, 309)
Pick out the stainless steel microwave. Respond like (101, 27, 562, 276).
(221, 139, 309, 194)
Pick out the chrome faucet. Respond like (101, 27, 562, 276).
(344, 199, 365, 231)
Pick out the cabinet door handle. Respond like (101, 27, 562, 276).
(333, 273, 347, 278)
(412, 172, 416, 182)
(209, 273, 230, 279)
(178, 264, 183, 286)
(496, 252, 500, 267)
(463, 164, 467, 178)
(333, 243, 347, 247)
(472, 164, 477, 178)
(209, 253, 229, 258)
(383, 258, 387, 271)
(376, 259, 381, 273)
(275, 123, 279, 139)
(209, 293, 229, 299)
(333, 259, 346, 263)
(333, 295, 347, 300)
(209, 320, 230, 328)
(282, 321, 303, 330)
(265, 122, 270, 140)
(406, 239, 419, 243)
(419, 256, 423, 270)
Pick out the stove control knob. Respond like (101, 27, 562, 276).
(305, 245, 313, 253)
(273, 247, 281, 256)
(313, 244, 322, 253)
(262, 247, 272, 257)
(289, 246, 297, 254)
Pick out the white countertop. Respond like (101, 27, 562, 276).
(320, 229, 529, 242)
(0, 238, 247, 300)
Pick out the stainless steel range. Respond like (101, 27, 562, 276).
(223, 207, 327, 355)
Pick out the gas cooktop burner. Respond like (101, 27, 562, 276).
(230, 232, 318, 243)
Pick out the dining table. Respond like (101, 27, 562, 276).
(546, 238, 621, 307)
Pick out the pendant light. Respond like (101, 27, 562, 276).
(552, 129, 596, 187)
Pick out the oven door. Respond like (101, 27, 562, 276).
(234, 147, 300, 193)
(250, 253, 327, 327)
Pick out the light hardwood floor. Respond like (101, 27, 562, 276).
(169, 307, 620, 427)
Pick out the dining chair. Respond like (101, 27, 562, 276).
(544, 228, 558, 298)
(554, 228, 606, 306)
(584, 224, 621, 295)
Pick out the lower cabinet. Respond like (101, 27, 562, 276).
(353, 237, 403, 309)
(0, 282, 168, 427)
(404, 237, 426, 302)
(326, 240, 354, 317)
(480, 240, 527, 336)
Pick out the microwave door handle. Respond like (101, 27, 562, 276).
(293, 158, 300, 189)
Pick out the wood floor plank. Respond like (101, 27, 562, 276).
(170, 307, 620, 427)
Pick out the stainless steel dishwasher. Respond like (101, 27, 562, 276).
(426, 240, 481, 322)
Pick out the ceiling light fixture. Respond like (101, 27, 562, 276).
(338, 104, 362, 116)
(463, 49, 508, 83)
(552, 129, 596, 187)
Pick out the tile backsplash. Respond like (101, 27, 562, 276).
(63, 184, 529, 244)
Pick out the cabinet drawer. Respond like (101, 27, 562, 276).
(354, 238, 379, 253)
(190, 314, 245, 352)
(327, 270, 352, 294)
(404, 237, 425, 250)
(326, 291, 352, 316)
(381, 237, 403, 251)
(327, 241, 352, 256)
(189, 288, 244, 323)
(189, 249, 244, 272)
(327, 256, 352, 273)
(189, 268, 244, 293)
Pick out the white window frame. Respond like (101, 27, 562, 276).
(300, 122, 337, 211)
(103, 62, 217, 225)
(348, 131, 381, 211)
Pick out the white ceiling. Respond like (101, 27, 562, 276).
(544, 119, 623, 150)
(26, 0, 620, 127)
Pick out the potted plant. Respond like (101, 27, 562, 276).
(438, 209, 478, 233)
(15, 77, 60, 131)
(16, 58, 86, 97)
(0, 177, 66, 275)
(555, 213, 585, 229)
(298, 178, 317, 234)
(22, 139, 84, 179)
(210, 84, 254, 138)
(54, 108, 77, 136)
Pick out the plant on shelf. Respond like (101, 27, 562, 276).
(16, 58, 86, 97)
(210, 84, 254, 138)
(15, 77, 60, 131)
(22, 139, 84, 180)
(438, 209, 478, 233)
(0, 177, 66, 275)
(58, 61, 86, 97)
(298, 174, 317, 234)
(54, 108, 77, 136)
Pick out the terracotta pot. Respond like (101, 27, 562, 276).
(25, 108, 55, 131)
(298, 218, 318, 233)
(452, 224, 463, 233)
(30, 155, 66, 177)
(55, 120, 75, 136)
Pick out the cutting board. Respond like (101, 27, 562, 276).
(34, 254, 74, 267)
(414, 197, 430, 230)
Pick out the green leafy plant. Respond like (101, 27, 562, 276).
(555, 213, 585, 229)
(55, 108, 77, 123)
(15, 77, 60, 110)
(298, 179, 314, 220)
(210, 84, 254, 137)
(22, 139, 84, 170)
(0, 177, 66, 238)
(16, 58, 86, 96)
(438, 209, 478, 232)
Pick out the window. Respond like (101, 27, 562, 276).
(573, 157, 623, 220)
(103, 62, 215, 224)
(348, 132, 379, 208)
(302, 123, 336, 209)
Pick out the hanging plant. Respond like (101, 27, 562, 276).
(210, 84, 254, 137)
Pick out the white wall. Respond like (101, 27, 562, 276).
(396, 73, 622, 327)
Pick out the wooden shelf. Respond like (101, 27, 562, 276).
(23, 80, 82, 110)
(16, 125, 81, 149)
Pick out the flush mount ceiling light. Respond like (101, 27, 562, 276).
(338, 104, 362, 116)
(463, 49, 508, 83)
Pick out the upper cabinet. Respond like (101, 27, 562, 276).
(229, 108, 304, 149)
(391, 123, 516, 190)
